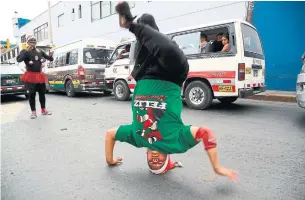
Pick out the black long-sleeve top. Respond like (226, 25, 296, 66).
(17, 48, 54, 72)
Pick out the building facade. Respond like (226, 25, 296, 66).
(15, 1, 247, 45)
(14, 1, 305, 91)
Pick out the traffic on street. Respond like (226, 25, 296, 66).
(1, 93, 305, 200)
(1, 1, 305, 200)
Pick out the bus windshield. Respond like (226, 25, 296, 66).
(241, 24, 264, 59)
(83, 48, 112, 64)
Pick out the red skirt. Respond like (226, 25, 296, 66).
(20, 71, 48, 84)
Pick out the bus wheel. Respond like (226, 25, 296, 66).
(217, 97, 238, 104)
(114, 80, 130, 101)
(185, 81, 213, 110)
(65, 80, 76, 97)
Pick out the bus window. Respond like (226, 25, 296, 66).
(83, 48, 112, 64)
(12, 49, 16, 58)
(241, 24, 264, 59)
(59, 53, 67, 67)
(8, 52, 11, 59)
(1, 55, 3, 63)
(69, 50, 78, 65)
(108, 45, 126, 65)
(173, 32, 201, 55)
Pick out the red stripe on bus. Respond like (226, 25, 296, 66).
(188, 71, 235, 79)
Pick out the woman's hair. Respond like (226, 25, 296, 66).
(222, 33, 230, 41)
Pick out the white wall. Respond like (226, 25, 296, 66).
(18, 1, 247, 46)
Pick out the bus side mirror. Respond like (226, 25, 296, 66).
(120, 53, 129, 59)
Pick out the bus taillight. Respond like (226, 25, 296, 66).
(77, 65, 85, 79)
(238, 63, 245, 81)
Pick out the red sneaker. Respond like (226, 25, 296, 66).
(30, 111, 37, 119)
(41, 109, 52, 115)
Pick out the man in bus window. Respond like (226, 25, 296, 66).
(17, 35, 54, 119)
(213, 33, 224, 52)
(200, 33, 208, 53)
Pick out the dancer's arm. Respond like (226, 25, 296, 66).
(105, 129, 122, 165)
(41, 50, 54, 61)
(16, 50, 28, 62)
(192, 126, 238, 182)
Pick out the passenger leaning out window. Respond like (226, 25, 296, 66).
(221, 33, 230, 52)
(117, 44, 131, 60)
(200, 33, 208, 53)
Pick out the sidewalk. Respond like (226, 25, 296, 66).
(247, 90, 296, 103)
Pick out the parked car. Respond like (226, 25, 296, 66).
(296, 53, 305, 108)
(1, 63, 28, 98)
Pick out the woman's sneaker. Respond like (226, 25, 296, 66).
(41, 109, 52, 115)
(30, 111, 37, 119)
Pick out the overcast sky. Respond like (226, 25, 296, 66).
(0, 0, 59, 43)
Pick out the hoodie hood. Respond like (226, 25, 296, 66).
(137, 13, 159, 31)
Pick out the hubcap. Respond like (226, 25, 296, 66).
(189, 87, 205, 105)
(115, 84, 124, 98)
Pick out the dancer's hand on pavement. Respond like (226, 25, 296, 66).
(215, 167, 238, 182)
(107, 157, 123, 166)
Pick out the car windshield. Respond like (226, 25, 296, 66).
(83, 48, 113, 64)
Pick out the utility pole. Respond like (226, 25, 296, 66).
(48, 1, 53, 45)
(246, 1, 255, 24)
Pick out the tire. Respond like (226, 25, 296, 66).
(103, 90, 112, 96)
(65, 79, 76, 97)
(184, 81, 213, 110)
(217, 97, 238, 104)
(114, 80, 130, 101)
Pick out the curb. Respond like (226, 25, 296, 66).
(247, 94, 296, 103)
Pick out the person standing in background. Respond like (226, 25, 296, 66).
(17, 36, 54, 119)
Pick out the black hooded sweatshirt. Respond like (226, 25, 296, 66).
(129, 14, 189, 87)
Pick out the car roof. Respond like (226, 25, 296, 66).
(1, 63, 24, 74)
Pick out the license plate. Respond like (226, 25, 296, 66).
(253, 70, 258, 77)
(6, 79, 16, 84)
(218, 86, 233, 92)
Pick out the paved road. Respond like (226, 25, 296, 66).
(2, 92, 305, 200)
